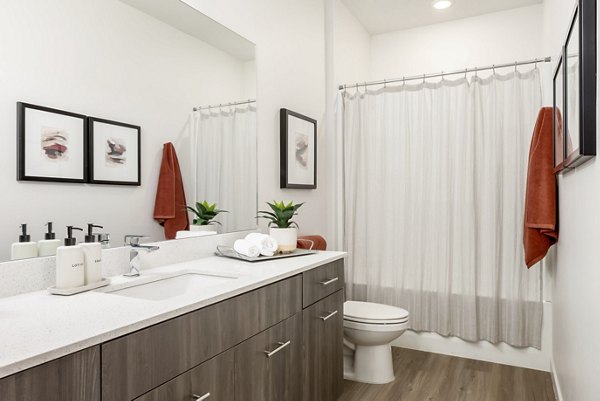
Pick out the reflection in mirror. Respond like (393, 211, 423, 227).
(566, 10, 580, 160)
(0, 0, 257, 262)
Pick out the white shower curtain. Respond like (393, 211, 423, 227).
(342, 69, 543, 348)
(192, 105, 257, 233)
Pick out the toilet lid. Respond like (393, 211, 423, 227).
(344, 301, 409, 324)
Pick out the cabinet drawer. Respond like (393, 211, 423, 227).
(303, 259, 344, 308)
(134, 350, 234, 401)
(303, 290, 344, 401)
(102, 275, 301, 401)
(234, 312, 302, 401)
(0, 347, 100, 401)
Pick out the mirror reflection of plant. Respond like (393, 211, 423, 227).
(186, 201, 228, 225)
(257, 201, 304, 228)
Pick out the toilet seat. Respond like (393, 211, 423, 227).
(343, 319, 409, 332)
(344, 301, 409, 325)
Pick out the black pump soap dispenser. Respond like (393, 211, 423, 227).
(84, 224, 103, 243)
(64, 226, 83, 246)
(38, 222, 63, 257)
(10, 224, 38, 260)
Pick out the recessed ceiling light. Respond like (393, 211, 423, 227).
(432, 0, 453, 10)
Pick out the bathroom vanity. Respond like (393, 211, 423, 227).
(0, 252, 345, 401)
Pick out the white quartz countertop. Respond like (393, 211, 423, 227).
(0, 251, 346, 379)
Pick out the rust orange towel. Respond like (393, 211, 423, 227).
(298, 235, 327, 251)
(524, 107, 558, 268)
(153, 142, 189, 240)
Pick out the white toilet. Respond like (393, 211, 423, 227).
(343, 301, 409, 384)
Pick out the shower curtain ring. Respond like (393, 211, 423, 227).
(492, 64, 496, 74)
(422, 74, 426, 84)
(464, 69, 468, 79)
(515, 61, 518, 72)
(383, 79, 387, 88)
(402, 76, 406, 86)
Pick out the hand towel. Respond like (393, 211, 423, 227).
(233, 239, 260, 258)
(153, 142, 189, 240)
(298, 235, 327, 251)
(245, 233, 278, 256)
(524, 107, 558, 268)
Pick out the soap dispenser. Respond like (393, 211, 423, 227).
(10, 224, 38, 260)
(81, 223, 103, 285)
(38, 222, 62, 257)
(55, 226, 84, 289)
(84, 224, 103, 243)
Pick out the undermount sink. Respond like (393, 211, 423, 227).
(105, 272, 237, 301)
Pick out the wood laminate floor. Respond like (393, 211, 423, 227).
(339, 347, 556, 401)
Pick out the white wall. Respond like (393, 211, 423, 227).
(333, 0, 371, 87)
(0, 0, 250, 260)
(542, 0, 600, 399)
(369, 5, 544, 81)
(183, 0, 329, 241)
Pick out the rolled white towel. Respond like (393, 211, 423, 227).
(233, 239, 260, 258)
(245, 233, 278, 256)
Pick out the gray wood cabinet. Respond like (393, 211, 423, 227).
(303, 290, 344, 401)
(234, 313, 303, 401)
(134, 350, 234, 401)
(2, 258, 345, 401)
(0, 347, 100, 401)
(102, 275, 302, 401)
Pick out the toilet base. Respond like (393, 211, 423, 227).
(344, 343, 395, 384)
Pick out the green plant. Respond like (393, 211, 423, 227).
(258, 201, 304, 228)
(186, 201, 228, 225)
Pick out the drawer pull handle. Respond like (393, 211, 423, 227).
(264, 340, 291, 358)
(320, 310, 338, 321)
(320, 277, 339, 286)
(192, 393, 210, 401)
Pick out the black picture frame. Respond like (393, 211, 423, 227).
(563, 0, 597, 169)
(280, 108, 317, 189)
(553, 51, 565, 173)
(17, 102, 88, 183)
(88, 117, 141, 186)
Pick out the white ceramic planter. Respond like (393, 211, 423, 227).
(190, 224, 218, 232)
(269, 227, 297, 253)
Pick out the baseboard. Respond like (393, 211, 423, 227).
(392, 330, 550, 372)
(551, 359, 564, 401)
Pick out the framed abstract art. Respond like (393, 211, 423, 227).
(280, 108, 317, 189)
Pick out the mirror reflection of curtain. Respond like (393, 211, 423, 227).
(192, 105, 257, 233)
(341, 69, 543, 348)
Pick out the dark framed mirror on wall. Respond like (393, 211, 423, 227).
(553, 52, 565, 173)
(554, 0, 597, 171)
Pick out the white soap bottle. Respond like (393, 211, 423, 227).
(80, 242, 103, 285)
(55, 226, 84, 289)
(38, 222, 62, 257)
(10, 224, 38, 260)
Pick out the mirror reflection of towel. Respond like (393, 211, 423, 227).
(524, 108, 558, 268)
(153, 142, 189, 239)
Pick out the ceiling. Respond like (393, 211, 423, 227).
(341, 0, 543, 35)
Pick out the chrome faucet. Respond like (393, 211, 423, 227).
(123, 235, 160, 277)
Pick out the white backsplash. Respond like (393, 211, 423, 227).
(0, 230, 254, 299)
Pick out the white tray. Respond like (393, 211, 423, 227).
(215, 246, 317, 263)
(48, 278, 110, 296)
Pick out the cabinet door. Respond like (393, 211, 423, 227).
(134, 350, 234, 401)
(234, 313, 302, 401)
(303, 290, 344, 401)
(0, 347, 100, 401)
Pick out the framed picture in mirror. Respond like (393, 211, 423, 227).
(17, 102, 88, 183)
(88, 117, 141, 186)
(562, 0, 596, 168)
(553, 52, 565, 173)
(280, 108, 317, 189)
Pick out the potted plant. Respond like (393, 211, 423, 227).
(258, 201, 304, 253)
(186, 201, 228, 232)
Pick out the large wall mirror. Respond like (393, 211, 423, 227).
(0, 0, 257, 262)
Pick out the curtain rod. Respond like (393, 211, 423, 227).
(193, 99, 256, 112)
(338, 57, 552, 91)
